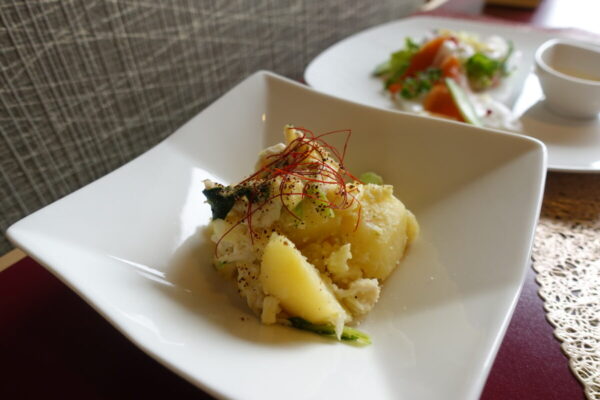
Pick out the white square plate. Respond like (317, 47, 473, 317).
(8, 71, 546, 400)
(305, 15, 600, 172)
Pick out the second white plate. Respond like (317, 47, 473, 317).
(305, 15, 600, 172)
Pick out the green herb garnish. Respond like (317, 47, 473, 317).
(399, 68, 442, 99)
(288, 317, 372, 346)
(292, 200, 304, 219)
(305, 184, 334, 218)
(359, 172, 384, 185)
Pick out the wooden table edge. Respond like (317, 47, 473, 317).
(0, 248, 26, 273)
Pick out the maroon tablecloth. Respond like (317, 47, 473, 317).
(0, 256, 583, 399)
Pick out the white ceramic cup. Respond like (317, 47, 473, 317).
(534, 39, 600, 119)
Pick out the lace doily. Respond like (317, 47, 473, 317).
(532, 173, 600, 399)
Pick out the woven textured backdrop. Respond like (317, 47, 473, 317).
(0, 0, 421, 253)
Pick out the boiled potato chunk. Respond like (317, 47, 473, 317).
(260, 232, 348, 329)
(342, 184, 417, 281)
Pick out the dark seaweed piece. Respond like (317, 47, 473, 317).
(203, 182, 270, 220)
(203, 187, 236, 219)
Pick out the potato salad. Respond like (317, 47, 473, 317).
(203, 126, 419, 344)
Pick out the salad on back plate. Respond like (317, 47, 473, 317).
(374, 29, 520, 130)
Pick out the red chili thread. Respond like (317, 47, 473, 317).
(214, 127, 363, 257)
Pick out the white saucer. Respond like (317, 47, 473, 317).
(513, 74, 600, 172)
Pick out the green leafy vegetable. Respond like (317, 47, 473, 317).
(373, 60, 391, 76)
(288, 317, 372, 346)
(465, 52, 501, 90)
(373, 37, 420, 89)
(359, 172, 384, 185)
(465, 42, 514, 92)
(405, 37, 420, 52)
(374, 38, 442, 97)
(445, 77, 483, 127)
